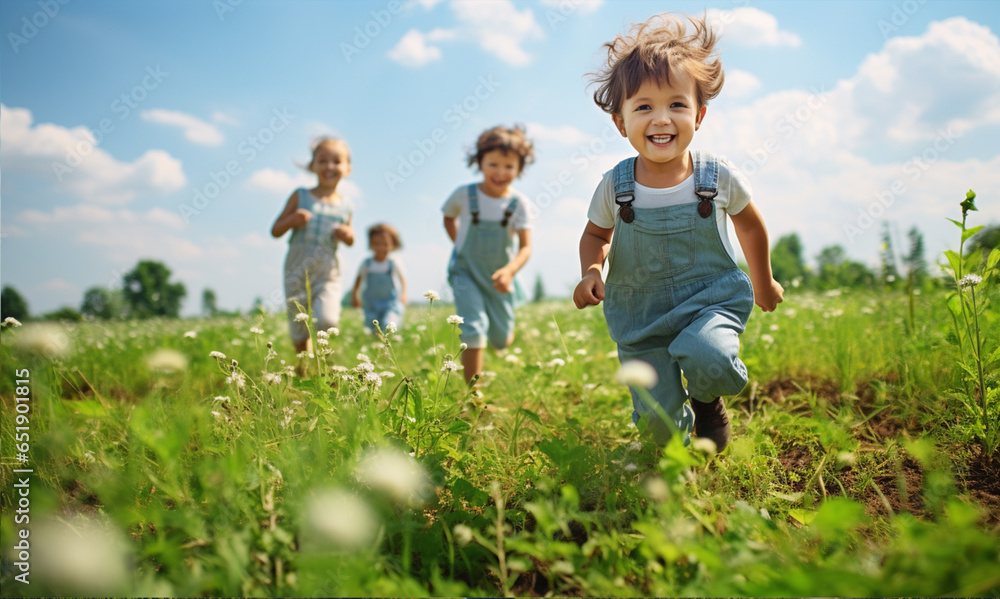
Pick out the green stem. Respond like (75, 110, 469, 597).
(969, 287, 989, 447)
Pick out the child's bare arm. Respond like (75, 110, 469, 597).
(351, 273, 363, 308)
(443, 216, 458, 242)
(398, 269, 408, 305)
(491, 229, 532, 293)
(730, 201, 784, 312)
(333, 216, 354, 246)
(271, 192, 310, 237)
(573, 221, 614, 308)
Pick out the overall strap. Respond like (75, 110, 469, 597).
(612, 157, 637, 223)
(467, 183, 480, 225)
(386, 257, 395, 277)
(501, 196, 519, 228)
(692, 150, 719, 219)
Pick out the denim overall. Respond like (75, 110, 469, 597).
(603, 151, 754, 444)
(448, 183, 521, 349)
(361, 257, 404, 329)
(284, 188, 352, 341)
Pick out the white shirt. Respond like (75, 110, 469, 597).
(587, 158, 752, 262)
(442, 184, 533, 252)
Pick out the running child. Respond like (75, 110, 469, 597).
(352, 223, 407, 332)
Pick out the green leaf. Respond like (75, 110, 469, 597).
(946, 218, 964, 229)
(943, 250, 962, 277)
(789, 508, 816, 525)
(811, 498, 868, 536)
(946, 292, 963, 318)
(961, 189, 978, 216)
(962, 225, 985, 243)
(986, 247, 1000, 271)
(770, 491, 805, 502)
(66, 399, 108, 417)
(516, 408, 542, 426)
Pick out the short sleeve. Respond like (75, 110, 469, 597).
(721, 160, 752, 215)
(391, 257, 406, 281)
(512, 195, 534, 230)
(442, 186, 466, 218)
(357, 259, 369, 279)
(586, 170, 617, 229)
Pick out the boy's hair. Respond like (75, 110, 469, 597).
(591, 13, 724, 115)
(368, 223, 401, 250)
(466, 125, 535, 175)
(307, 137, 351, 170)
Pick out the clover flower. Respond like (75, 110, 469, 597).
(617, 360, 658, 389)
(959, 274, 983, 289)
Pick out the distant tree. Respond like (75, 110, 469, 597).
(532, 274, 546, 303)
(1, 286, 29, 322)
(815, 245, 876, 289)
(81, 286, 126, 320)
(43, 307, 82, 322)
(202, 288, 218, 317)
(902, 226, 928, 287)
(122, 260, 187, 318)
(770, 233, 807, 287)
(879, 222, 901, 287)
(251, 296, 266, 315)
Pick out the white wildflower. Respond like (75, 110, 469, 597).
(146, 348, 188, 373)
(769, 324, 779, 331)
(183, 330, 197, 338)
(760, 334, 775, 345)
(504, 354, 520, 363)
(959, 274, 983, 289)
(624, 463, 638, 472)
(379, 371, 396, 378)
(459, 343, 468, 352)
(617, 360, 658, 389)
(327, 327, 340, 336)
(453, 524, 473, 546)
(417, 324, 427, 332)
(546, 358, 566, 368)
(385, 322, 397, 334)
(447, 315, 464, 325)
(423, 290, 440, 301)
(576, 349, 588, 356)
(263, 372, 282, 385)
(356, 353, 371, 362)
(226, 372, 246, 388)
(356, 361, 375, 373)
(210, 351, 227, 359)
(363, 371, 382, 388)
(441, 360, 459, 373)
(211, 411, 222, 418)
(3, 316, 23, 327)
(304, 488, 379, 550)
(317, 337, 329, 346)
(214, 396, 230, 402)
(356, 448, 432, 505)
(32, 516, 129, 596)
(331, 365, 348, 373)
(13, 323, 72, 359)
(316, 330, 329, 339)
(692, 437, 718, 456)
(294, 312, 309, 322)
(250, 327, 264, 335)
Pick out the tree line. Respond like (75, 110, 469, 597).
(2, 225, 998, 323)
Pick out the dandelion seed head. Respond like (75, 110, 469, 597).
(356, 448, 432, 505)
(617, 360, 658, 389)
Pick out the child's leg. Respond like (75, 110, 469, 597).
(618, 342, 695, 445)
(484, 289, 516, 350)
(461, 348, 483, 385)
(668, 308, 748, 402)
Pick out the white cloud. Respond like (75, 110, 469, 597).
(38, 278, 77, 293)
(245, 168, 315, 194)
(141, 109, 225, 146)
(526, 122, 593, 146)
(388, 0, 543, 68)
(539, 0, 602, 15)
(706, 7, 801, 48)
(723, 69, 763, 98)
(211, 111, 241, 126)
(18, 204, 185, 229)
(387, 29, 453, 67)
(0, 104, 186, 205)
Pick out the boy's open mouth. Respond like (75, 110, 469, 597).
(648, 134, 674, 144)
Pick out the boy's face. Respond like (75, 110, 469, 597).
(612, 67, 706, 176)
(478, 149, 520, 198)
(370, 232, 392, 260)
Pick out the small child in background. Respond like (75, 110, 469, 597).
(352, 223, 407, 332)
(573, 14, 783, 450)
(271, 137, 355, 353)
(443, 125, 535, 385)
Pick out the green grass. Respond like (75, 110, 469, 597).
(1, 289, 998, 597)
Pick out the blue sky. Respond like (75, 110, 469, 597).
(2, 0, 999, 316)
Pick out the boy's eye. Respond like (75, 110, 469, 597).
(635, 104, 651, 111)
(671, 102, 688, 109)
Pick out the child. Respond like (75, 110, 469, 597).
(351, 223, 407, 332)
(271, 137, 355, 354)
(443, 125, 535, 385)
(573, 14, 784, 450)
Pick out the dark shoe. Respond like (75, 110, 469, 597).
(690, 397, 731, 452)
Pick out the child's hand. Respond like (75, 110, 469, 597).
(573, 272, 605, 309)
(333, 224, 354, 245)
(754, 278, 784, 312)
(351, 292, 361, 308)
(491, 268, 514, 293)
(290, 208, 312, 229)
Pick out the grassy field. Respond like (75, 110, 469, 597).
(1, 287, 999, 597)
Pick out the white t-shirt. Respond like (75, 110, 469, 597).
(358, 256, 405, 285)
(442, 184, 533, 252)
(587, 158, 752, 263)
